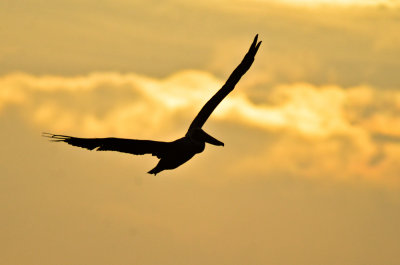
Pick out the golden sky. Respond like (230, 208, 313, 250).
(1, 1, 400, 264)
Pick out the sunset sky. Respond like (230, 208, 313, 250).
(1, 0, 400, 264)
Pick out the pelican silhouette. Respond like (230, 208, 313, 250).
(43, 35, 261, 175)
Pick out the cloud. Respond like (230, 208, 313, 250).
(2, 0, 400, 89)
(0, 71, 223, 138)
(264, 0, 399, 7)
(3, 71, 399, 137)
(1, 71, 400, 185)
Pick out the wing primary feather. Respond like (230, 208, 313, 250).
(42, 132, 168, 158)
(188, 34, 261, 130)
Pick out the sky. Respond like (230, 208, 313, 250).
(1, 0, 400, 264)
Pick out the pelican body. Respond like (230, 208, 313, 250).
(44, 35, 261, 175)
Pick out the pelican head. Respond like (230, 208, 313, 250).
(188, 128, 224, 146)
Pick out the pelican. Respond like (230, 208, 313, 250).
(43, 35, 261, 175)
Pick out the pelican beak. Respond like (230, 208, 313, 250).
(195, 129, 224, 146)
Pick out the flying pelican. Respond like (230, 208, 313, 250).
(43, 35, 261, 175)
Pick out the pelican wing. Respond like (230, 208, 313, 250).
(43, 133, 168, 158)
(188, 34, 261, 131)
